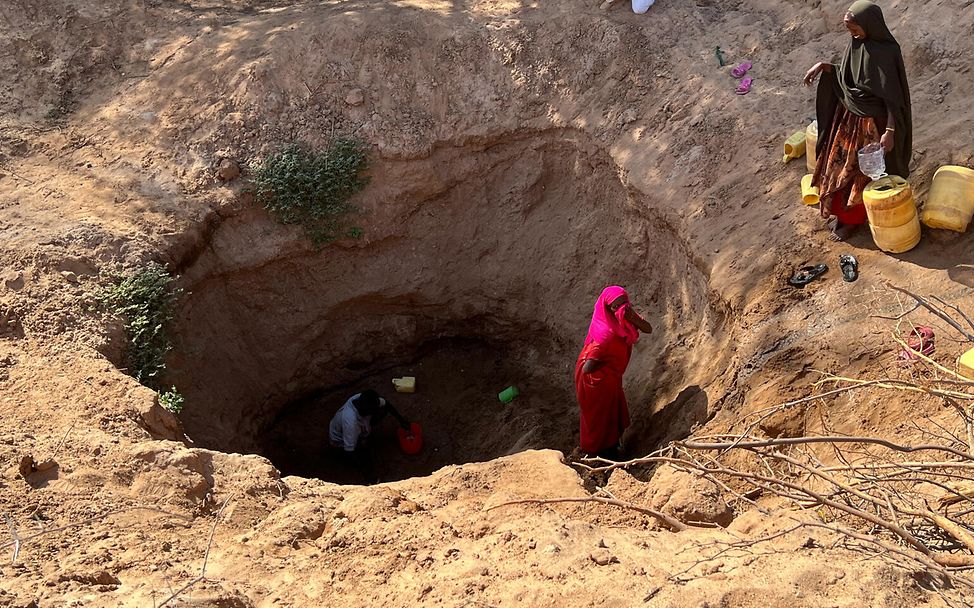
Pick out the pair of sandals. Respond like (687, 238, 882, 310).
(788, 254, 859, 287)
(732, 61, 753, 95)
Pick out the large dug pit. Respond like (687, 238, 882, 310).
(166, 131, 730, 483)
(261, 337, 573, 484)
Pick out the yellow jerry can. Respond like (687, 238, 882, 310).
(864, 176, 920, 253)
(921, 165, 974, 233)
(783, 130, 806, 163)
(800, 174, 820, 206)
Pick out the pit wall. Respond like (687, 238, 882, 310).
(168, 129, 735, 455)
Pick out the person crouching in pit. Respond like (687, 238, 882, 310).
(328, 389, 410, 484)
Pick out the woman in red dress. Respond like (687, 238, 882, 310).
(574, 286, 653, 458)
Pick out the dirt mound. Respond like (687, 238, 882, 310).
(2, 0, 974, 605)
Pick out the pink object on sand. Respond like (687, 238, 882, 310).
(735, 77, 753, 95)
(584, 286, 640, 347)
(731, 62, 752, 78)
(897, 326, 935, 361)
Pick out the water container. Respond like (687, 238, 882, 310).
(783, 131, 807, 163)
(498, 386, 519, 403)
(863, 176, 920, 253)
(805, 121, 818, 173)
(857, 142, 886, 180)
(800, 174, 820, 206)
(397, 422, 423, 454)
(959, 347, 974, 381)
(921, 165, 974, 233)
(392, 376, 416, 393)
(863, 176, 916, 227)
(869, 219, 921, 253)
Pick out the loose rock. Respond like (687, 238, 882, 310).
(590, 548, 619, 566)
(217, 158, 241, 182)
(345, 88, 365, 106)
(59, 570, 121, 586)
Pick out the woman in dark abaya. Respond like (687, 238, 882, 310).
(803, 1, 912, 241)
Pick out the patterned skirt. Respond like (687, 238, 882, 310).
(812, 105, 881, 224)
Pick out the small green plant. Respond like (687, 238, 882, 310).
(159, 388, 185, 414)
(98, 263, 182, 389)
(250, 138, 370, 246)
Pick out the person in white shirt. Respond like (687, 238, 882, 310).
(328, 390, 410, 483)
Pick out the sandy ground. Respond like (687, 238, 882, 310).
(2, 0, 974, 605)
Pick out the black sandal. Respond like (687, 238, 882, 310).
(788, 264, 828, 288)
(839, 254, 859, 282)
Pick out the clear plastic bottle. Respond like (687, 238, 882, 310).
(857, 143, 886, 180)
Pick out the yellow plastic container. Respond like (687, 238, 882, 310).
(864, 176, 920, 253)
(805, 121, 818, 172)
(783, 130, 807, 163)
(863, 176, 916, 228)
(959, 347, 974, 380)
(800, 174, 820, 206)
(921, 165, 974, 233)
(869, 217, 921, 253)
(392, 376, 416, 393)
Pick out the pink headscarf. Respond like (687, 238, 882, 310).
(584, 286, 639, 346)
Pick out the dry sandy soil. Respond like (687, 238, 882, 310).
(2, 0, 974, 605)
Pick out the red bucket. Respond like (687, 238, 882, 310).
(397, 422, 423, 455)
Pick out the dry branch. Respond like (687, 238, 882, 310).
(677, 436, 974, 461)
(931, 295, 974, 335)
(157, 495, 234, 608)
(3, 513, 22, 564)
(51, 421, 76, 460)
(888, 285, 974, 342)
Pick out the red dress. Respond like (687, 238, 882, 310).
(574, 337, 632, 454)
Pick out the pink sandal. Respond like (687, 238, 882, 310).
(897, 326, 935, 360)
(735, 77, 753, 95)
(731, 62, 752, 78)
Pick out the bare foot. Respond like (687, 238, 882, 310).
(827, 218, 857, 242)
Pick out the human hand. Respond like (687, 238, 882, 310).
(880, 130, 895, 152)
(803, 63, 823, 87)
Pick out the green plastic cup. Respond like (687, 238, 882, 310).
(498, 386, 519, 404)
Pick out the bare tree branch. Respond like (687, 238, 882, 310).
(3, 513, 21, 564)
(888, 285, 974, 342)
(157, 494, 234, 608)
(677, 436, 974, 461)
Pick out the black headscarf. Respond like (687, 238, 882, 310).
(816, 0, 912, 177)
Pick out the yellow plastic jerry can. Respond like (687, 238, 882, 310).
(921, 165, 974, 233)
(800, 174, 820, 206)
(392, 376, 416, 393)
(863, 176, 917, 227)
(959, 347, 974, 381)
(868, 220, 921, 254)
(863, 176, 920, 253)
(783, 130, 806, 163)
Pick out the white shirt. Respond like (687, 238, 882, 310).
(328, 394, 387, 452)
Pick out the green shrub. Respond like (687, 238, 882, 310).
(98, 263, 182, 389)
(159, 388, 185, 414)
(250, 138, 370, 246)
